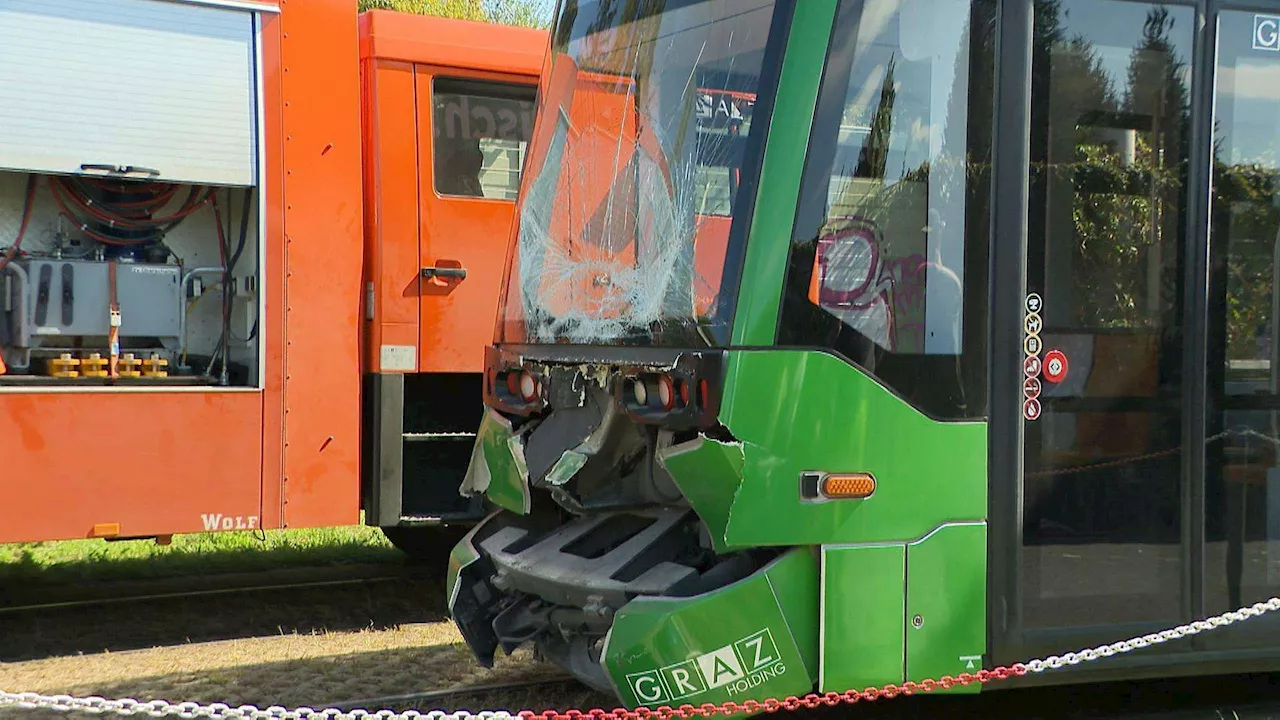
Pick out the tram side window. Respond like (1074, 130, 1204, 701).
(777, 0, 995, 420)
(432, 78, 537, 201)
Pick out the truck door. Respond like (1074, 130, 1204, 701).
(417, 74, 536, 370)
(361, 68, 536, 537)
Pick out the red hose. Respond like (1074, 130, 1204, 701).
(0, 175, 37, 273)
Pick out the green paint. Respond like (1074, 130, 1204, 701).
(603, 548, 820, 710)
(820, 544, 905, 692)
(718, 350, 987, 547)
(445, 529, 482, 618)
(544, 449, 588, 487)
(464, 407, 530, 515)
(658, 436, 745, 554)
(768, 547, 821, 673)
(730, 0, 837, 347)
(906, 523, 988, 693)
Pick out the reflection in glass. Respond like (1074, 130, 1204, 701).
(432, 80, 536, 200)
(497, 0, 780, 347)
(1207, 10, 1280, 632)
(777, 0, 995, 421)
(1021, 0, 1193, 629)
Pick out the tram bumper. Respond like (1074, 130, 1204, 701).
(446, 511, 820, 708)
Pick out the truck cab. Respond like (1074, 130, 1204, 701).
(357, 11, 545, 557)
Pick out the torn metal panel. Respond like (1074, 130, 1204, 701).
(657, 434, 745, 553)
(544, 449, 589, 487)
(461, 407, 531, 515)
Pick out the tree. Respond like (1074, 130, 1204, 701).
(356, 0, 551, 28)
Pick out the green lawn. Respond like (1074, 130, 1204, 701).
(0, 523, 405, 587)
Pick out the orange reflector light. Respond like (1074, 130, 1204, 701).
(90, 523, 121, 538)
(821, 473, 876, 499)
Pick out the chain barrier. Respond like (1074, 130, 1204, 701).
(3, 596, 1279, 720)
(1022, 427, 1280, 479)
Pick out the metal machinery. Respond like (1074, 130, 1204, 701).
(0, 0, 543, 552)
(0, 0, 361, 545)
(449, 0, 1280, 710)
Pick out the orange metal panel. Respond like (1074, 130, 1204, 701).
(0, 393, 263, 544)
(258, 9, 288, 531)
(358, 10, 546, 77)
(278, 0, 365, 529)
(363, 59, 423, 373)
(415, 68, 532, 373)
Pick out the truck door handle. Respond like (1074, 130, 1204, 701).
(422, 265, 467, 281)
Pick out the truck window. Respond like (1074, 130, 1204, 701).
(777, 0, 995, 420)
(432, 77, 537, 201)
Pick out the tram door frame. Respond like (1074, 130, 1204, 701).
(987, 0, 1280, 678)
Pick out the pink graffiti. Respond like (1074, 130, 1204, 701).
(815, 217, 929, 351)
(883, 254, 927, 350)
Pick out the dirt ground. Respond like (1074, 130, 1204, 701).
(0, 574, 613, 718)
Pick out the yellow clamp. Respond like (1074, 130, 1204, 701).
(118, 353, 143, 378)
(142, 354, 169, 378)
(48, 353, 80, 378)
(81, 353, 109, 378)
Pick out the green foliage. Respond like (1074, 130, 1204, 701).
(356, 0, 550, 28)
(0, 524, 401, 585)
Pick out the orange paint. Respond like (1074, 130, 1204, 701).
(359, 12, 544, 374)
(1, 7, 549, 545)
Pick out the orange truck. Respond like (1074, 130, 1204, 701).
(0, 0, 545, 560)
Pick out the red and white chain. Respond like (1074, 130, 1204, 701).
(3, 596, 1278, 720)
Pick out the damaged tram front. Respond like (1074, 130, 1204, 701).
(449, 0, 814, 702)
(451, 0, 1280, 708)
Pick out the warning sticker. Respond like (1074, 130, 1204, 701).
(624, 629, 786, 705)
(1024, 355, 1042, 378)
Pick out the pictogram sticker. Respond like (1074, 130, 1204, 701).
(1026, 293, 1043, 315)
(1024, 376, 1041, 399)
(1024, 355, 1042, 378)
(1024, 312, 1042, 336)
(1024, 335, 1042, 356)
(1043, 349, 1068, 383)
(1023, 397, 1042, 421)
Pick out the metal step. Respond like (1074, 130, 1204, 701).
(402, 432, 476, 442)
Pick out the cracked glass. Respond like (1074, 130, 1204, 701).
(496, 0, 780, 347)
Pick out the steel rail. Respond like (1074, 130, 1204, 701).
(0, 564, 420, 614)
(327, 675, 579, 713)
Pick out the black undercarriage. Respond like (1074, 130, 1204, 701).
(450, 353, 775, 692)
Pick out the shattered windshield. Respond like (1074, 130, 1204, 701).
(497, 0, 780, 347)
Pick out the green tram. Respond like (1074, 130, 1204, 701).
(446, 0, 1280, 708)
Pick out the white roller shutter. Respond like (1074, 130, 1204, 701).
(0, 0, 258, 187)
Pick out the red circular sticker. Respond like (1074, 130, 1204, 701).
(1043, 350, 1068, 383)
(1023, 397, 1042, 421)
(1024, 355, 1041, 378)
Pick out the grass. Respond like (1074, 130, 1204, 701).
(0, 521, 405, 587)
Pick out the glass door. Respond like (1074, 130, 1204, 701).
(991, 0, 1280, 664)
(1019, 0, 1196, 642)
(1202, 3, 1280, 649)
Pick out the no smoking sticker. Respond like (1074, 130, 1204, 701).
(1043, 350, 1068, 383)
(1024, 377, 1042, 399)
